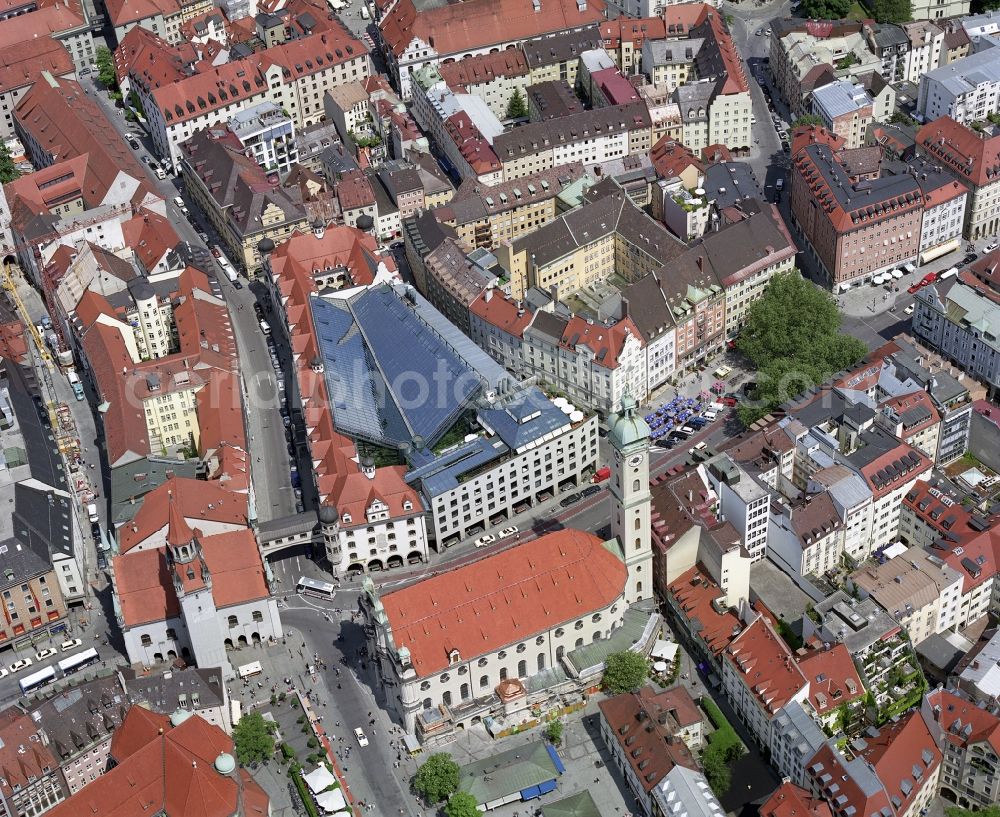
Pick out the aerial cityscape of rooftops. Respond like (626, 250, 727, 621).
(2, 0, 1000, 812)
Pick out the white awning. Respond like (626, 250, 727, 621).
(920, 237, 961, 265)
(237, 661, 262, 679)
(316, 788, 347, 813)
(305, 765, 337, 795)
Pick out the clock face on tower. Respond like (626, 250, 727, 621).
(627, 453, 644, 468)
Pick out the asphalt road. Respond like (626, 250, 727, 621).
(279, 606, 417, 816)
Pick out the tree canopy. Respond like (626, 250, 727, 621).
(736, 271, 868, 426)
(791, 114, 824, 130)
(96, 46, 117, 88)
(946, 807, 1000, 817)
(0, 141, 19, 184)
(545, 720, 564, 745)
(413, 753, 460, 804)
(797, 0, 851, 18)
(232, 712, 275, 765)
(602, 651, 648, 695)
(870, 0, 911, 22)
(445, 792, 480, 817)
(506, 88, 528, 120)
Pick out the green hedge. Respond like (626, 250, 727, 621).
(291, 769, 320, 817)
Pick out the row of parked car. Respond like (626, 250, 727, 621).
(4, 640, 82, 676)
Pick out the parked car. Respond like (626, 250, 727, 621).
(581, 485, 602, 498)
(9, 659, 32, 673)
(60, 639, 82, 652)
(907, 282, 923, 294)
(35, 648, 57, 661)
(904, 304, 915, 315)
(475, 534, 495, 548)
(721, 396, 738, 407)
(498, 526, 518, 538)
(963, 253, 978, 265)
(986, 241, 999, 252)
(354, 728, 369, 747)
(559, 492, 582, 508)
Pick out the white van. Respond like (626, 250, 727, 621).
(360, 4, 369, 17)
(259, 319, 271, 335)
(939, 267, 959, 281)
(86, 503, 99, 523)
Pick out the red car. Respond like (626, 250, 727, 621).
(907, 282, 923, 295)
(721, 397, 738, 407)
(921, 272, 938, 286)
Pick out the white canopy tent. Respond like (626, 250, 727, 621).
(316, 789, 348, 813)
(305, 765, 338, 795)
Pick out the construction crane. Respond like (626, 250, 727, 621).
(2, 261, 54, 371)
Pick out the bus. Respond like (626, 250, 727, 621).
(297, 576, 336, 599)
(57, 648, 99, 676)
(19, 665, 56, 695)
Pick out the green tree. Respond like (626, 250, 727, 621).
(0, 140, 19, 184)
(735, 271, 867, 425)
(972, 0, 1000, 12)
(870, 0, 911, 22)
(506, 88, 528, 120)
(702, 747, 732, 796)
(602, 651, 648, 695)
(445, 792, 481, 817)
(232, 712, 276, 765)
(413, 753, 460, 804)
(946, 807, 1000, 817)
(889, 111, 916, 126)
(797, 0, 851, 18)
(791, 114, 824, 129)
(95, 46, 117, 89)
(545, 720, 564, 745)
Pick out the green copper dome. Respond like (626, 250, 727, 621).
(607, 392, 650, 451)
(214, 752, 236, 774)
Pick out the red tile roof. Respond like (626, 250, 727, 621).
(469, 290, 533, 339)
(926, 688, 1000, 755)
(379, 0, 606, 58)
(650, 137, 703, 180)
(51, 708, 269, 817)
(115, 528, 269, 627)
(380, 529, 627, 676)
(117, 476, 249, 553)
(724, 616, 807, 715)
(937, 527, 997, 594)
(796, 644, 865, 717)
(0, 708, 60, 800)
(902, 479, 981, 540)
(558, 315, 643, 369)
(122, 210, 180, 272)
(600, 15, 667, 49)
(760, 782, 833, 817)
(858, 441, 931, 500)
(82, 321, 151, 467)
(0, 4, 85, 49)
(598, 686, 699, 792)
(438, 49, 529, 87)
(917, 116, 1000, 188)
(104, 0, 179, 27)
(667, 565, 742, 655)
(113, 547, 181, 625)
(0, 36, 72, 94)
(337, 170, 377, 211)
(860, 712, 941, 817)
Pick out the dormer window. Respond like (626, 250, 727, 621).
(342, 513, 352, 524)
(448, 649, 461, 665)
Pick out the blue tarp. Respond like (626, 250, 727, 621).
(521, 786, 541, 800)
(545, 743, 566, 775)
(538, 779, 557, 795)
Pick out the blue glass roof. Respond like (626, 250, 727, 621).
(477, 387, 571, 451)
(311, 285, 496, 448)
